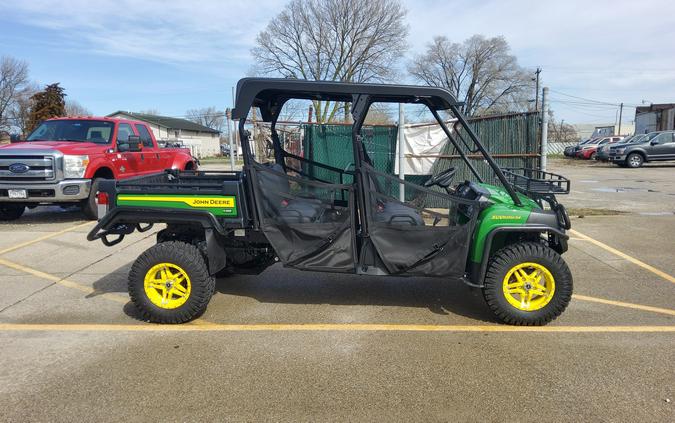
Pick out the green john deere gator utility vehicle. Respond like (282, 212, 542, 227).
(88, 78, 573, 325)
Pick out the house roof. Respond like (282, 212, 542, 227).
(107, 111, 220, 134)
(636, 103, 675, 114)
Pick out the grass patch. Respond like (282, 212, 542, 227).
(199, 156, 243, 165)
(568, 207, 628, 218)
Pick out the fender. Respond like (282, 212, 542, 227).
(87, 207, 228, 274)
(84, 156, 119, 179)
(169, 152, 198, 171)
(465, 225, 569, 288)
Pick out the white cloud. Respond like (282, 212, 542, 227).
(3, 0, 278, 67)
(4, 0, 675, 123)
(404, 0, 675, 122)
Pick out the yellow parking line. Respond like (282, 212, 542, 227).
(0, 257, 127, 304)
(0, 323, 673, 333)
(3, 255, 675, 318)
(569, 229, 675, 285)
(0, 221, 94, 256)
(573, 294, 675, 316)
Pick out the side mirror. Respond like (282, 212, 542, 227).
(119, 136, 142, 152)
(650, 139, 660, 146)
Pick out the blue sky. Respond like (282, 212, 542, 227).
(1, 0, 674, 124)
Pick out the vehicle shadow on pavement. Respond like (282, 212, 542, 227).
(89, 263, 497, 323)
(11, 205, 88, 224)
(216, 265, 497, 323)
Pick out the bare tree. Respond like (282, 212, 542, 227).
(0, 56, 30, 131)
(186, 106, 224, 131)
(65, 99, 92, 117)
(10, 82, 38, 137)
(547, 111, 578, 143)
(408, 35, 532, 116)
(252, 0, 408, 123)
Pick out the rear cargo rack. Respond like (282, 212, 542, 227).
(502, 168, 570, 195)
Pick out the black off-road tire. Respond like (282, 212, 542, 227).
(82, 178, 105, 220)
(483, 242, 573, 325)
(0, 203, 25, 221)
(128, 241, 215, 323)
(626, 153, 644, 168)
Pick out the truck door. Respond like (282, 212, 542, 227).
(134, 124, 161, 171)
(116, 123, 142, 177)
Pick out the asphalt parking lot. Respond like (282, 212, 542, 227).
(1, 159, 673, 421)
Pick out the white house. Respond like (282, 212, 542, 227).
(107, 111, 221, 158)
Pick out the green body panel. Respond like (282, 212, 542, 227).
(116, 194, 238, 217)
(469, 183, 539, 262)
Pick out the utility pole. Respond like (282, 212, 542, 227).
(541, 87, 549, 171)
(617, 102, 624, 135)
(231, 86, 238, 161)
(534, 67, 542, 112)
(398, 103, 405, 202)
(226, 108, 235, 170)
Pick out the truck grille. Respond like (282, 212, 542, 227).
(0, 155, 55, 182)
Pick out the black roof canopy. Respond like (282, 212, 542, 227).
(231, 78, 461, 121)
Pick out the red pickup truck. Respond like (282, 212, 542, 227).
(0, 117, 197, 220)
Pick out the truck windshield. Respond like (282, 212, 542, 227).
(27, 120, 115, 144)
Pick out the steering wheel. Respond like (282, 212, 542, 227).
(424, 167, 457, 189)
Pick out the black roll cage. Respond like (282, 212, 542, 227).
(232, 78, 523, 214)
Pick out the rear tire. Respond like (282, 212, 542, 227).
(483, 242, 573, 325)
(626, 153, 643, 168)
(590, 152, 597, 160)
(128, 241, 215, 323)
(0, 203, 25, 221)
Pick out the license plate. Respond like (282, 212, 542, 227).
(8, 189, 27, 199)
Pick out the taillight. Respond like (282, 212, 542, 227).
(96, 191, 109, 205)
(96, 191, 109, 220)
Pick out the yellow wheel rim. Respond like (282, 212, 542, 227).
(502, 262, 555, 311)
(144, 263, 191, 309)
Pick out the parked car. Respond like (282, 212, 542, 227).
(566, 138, 595, 158)
(596, 134, 646, 161)
(220, 143, 231, 156)
(576, 136, 623, 160)
(608, 131, 675, 168)
(0, 117, 197, 221)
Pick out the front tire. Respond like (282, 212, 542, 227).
(82, 178, 106, 220)
(0, 203, 25, 221)
(626, 153, 643, 168)
(483, 242, 573, 325)
(128, 241, 215, 323)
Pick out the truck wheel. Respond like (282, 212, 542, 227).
(0, 203, 25, 221)
(482, 242, 572, 325)
(128, 241, 215, 323)
(82, 178, 105, 220)
(626, 153, 643, 168)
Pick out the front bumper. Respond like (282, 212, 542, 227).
(0, 179, 91, 203)
(608, 154, 627, 162)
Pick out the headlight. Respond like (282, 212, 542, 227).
(582, 146, 593, 150)
(615, 148, 626, 154)
(63, 155, 90, 178)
